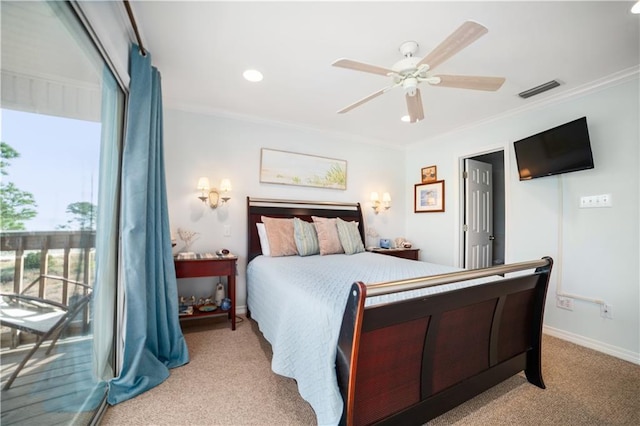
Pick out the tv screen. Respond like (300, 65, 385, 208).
(513, 117, 594, 181)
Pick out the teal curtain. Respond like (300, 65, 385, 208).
(107, 45, 189, 404)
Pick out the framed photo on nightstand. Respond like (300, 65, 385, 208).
(414, 180, 445, 213)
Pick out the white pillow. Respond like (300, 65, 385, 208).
(256, 222, 271, 256)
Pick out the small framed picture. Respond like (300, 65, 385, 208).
(421, 165, 437, 183)
(414, 180, 445, 213)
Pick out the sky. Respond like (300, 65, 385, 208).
(1, 109, 101, 231)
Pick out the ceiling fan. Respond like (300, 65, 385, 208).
(332, 21, 505, 123)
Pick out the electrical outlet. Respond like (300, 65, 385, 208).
(579, 194, 612, 208)
(556, 296, 573, 311)
(223, 225, 231, 237)
(600, 304, 613, 319)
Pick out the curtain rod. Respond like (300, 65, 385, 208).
(123, 0, 146, 56)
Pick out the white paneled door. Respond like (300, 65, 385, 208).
(464, 159, 493, 269)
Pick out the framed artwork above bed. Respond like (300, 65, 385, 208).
(260, 148, 347, 190)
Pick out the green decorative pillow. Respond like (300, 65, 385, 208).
(293, 218, 320, 256)
(336, 218, 365, 255)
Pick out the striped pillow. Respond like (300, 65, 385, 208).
(336, 218, 365, 255)
(293, 218, 320, 256)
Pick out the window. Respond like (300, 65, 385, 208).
(1, 1, 124, 423)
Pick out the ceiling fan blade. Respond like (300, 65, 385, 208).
(417, 21, 488, 71)
(332, 58, 395, 77)
(405, 89, 424, 123)
(432, 75, 505, 91)
(337, 86, 394, 114)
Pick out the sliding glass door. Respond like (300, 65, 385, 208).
(1, 1, 123, 424)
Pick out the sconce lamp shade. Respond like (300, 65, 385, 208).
(197, 177, 210, 191)
(220, 178, 232, 192)
(382, 192, 391, 203)
(220, 178, 232, 203)
(370, 192, 379, 202)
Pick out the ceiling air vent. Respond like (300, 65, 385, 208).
(518, 80, 561, 99)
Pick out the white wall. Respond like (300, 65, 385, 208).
(163, 110, 405, 311)
(404, 74, 639, 363)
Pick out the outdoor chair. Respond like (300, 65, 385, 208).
(0, 275, 92, 390)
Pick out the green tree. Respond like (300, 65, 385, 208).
(0, 142, 38, 230)
(1, 142, 19, 175)
(57, 201, 97, 230)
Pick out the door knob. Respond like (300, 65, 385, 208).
(489, 235, 495, 241)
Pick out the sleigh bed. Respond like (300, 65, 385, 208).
(246, 197, 552, 425)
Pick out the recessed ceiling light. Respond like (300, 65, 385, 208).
(401, 115, 411, 123)
(243, 69, 263, 82)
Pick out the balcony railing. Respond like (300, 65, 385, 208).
(0, 230, 95, 348)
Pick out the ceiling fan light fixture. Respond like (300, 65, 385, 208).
(403, 77, 418, 96)
(243, 69, 263, 82)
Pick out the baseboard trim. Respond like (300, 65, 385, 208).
(543, 325, 640, 365)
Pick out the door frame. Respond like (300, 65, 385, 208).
(454, 145, 510, 268)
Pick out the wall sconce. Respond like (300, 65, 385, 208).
(196, 177, 232, 209)
(370, 191, 391, 214)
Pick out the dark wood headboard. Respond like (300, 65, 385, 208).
(246, 197, 364, 262)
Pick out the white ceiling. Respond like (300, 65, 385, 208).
(131, 1, 640, 147)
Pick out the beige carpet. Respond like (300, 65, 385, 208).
(101, 316, 639, 425)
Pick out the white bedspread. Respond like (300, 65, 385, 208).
(246, 252, 492, 425)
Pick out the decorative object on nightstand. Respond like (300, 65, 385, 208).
(394, 237, 413, 248)
(215, 248, 230, 257)
(220, 298, 231, 311)
(177, 228, 199, 253)
(379, 238, 391, 249)
(215, 282, 225, 306)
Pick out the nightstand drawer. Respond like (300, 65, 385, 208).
(368, 248, 420, 261)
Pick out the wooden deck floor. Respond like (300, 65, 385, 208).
(1, 337, 106, 425)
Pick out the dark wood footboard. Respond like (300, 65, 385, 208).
(337, 257, 553, 426)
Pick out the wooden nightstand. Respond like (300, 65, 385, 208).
(368, 247, 420, 261)
(174, 255, 237, 330)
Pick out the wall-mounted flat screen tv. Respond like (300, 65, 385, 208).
(513, 117, 594, 181)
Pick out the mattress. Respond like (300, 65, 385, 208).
(246, 252, 493, 425)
